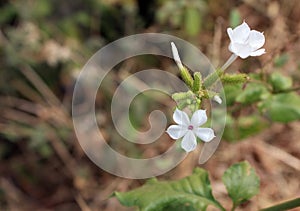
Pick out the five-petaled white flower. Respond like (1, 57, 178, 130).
(166, 109, 215, 152)
(227, 21, 265, 59)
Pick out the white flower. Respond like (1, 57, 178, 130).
(166, 109, 215, 152)
(171, 42, 184, 69)
(213, 95, 222, 104)
(227, 21, 266, 59)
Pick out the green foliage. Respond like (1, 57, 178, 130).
(114, 162, 260, 211)
(229, 8, 241, 28)
(114, 168, 224, 211)
(236, 83, 270, 105)
(274, 53, 289, 67)
(222, 161, 260, 210)
(184, 6, 202, 36)
(222, 84, 242, 106)
(156, 0, 206, 37)
(222, 71, 300, 141)
(223, 115, 268, 142)
(259, 92, 300, 123)
(268, 72, 293, 92)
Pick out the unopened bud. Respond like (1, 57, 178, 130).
(171, 42, 183, 69)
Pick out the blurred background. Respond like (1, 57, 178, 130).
(0, 0, 300, 210)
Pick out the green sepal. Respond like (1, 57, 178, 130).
(180, 67, 194, 89)
(221, 73, 249, 85)
(192, 72, 202, 93)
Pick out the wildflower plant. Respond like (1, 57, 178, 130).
(112, 21, 300, 210)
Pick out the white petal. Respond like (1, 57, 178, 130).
(191, 109, 207, 127)
(250, 48, 266, 56)
(232, 21, 251, 43)
(248, 30, 265, 50)
(166, 125, 187, 139)
(173, 108, 190, 126)
(171, 42, 183, 69)
(213, 95, 222, 104)
(232, 43, 252, 59)
(181, 131, 197, 152)
(228, 42, 237, 55)
(227, 28, 234, 41)
(194, 128, 215, 142)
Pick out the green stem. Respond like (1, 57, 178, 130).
(274, 86, 300, 93)
(203, 68, 223, 88)
(259, 198, 300, 211)
(203, 54, 238, 89)
(231, 202, 237, 211)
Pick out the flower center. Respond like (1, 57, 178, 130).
(188, 125, 193, 130)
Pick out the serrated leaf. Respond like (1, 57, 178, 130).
(114, 168, 224, 211)
(259, 92, 300, 123)
(269, 72, 292, 92)
(236, 83, 270, 105)
(222, 161, 260, 209)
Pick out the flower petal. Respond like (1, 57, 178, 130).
(191, 109, 207, 127)
(166, 125, 187, 139)
(232, 43, 252, 59)
(228, 42, 238, 55)
(232, 21, 251, 43)
(248, 30, 265, 50)
(250, 48, 266, 56)
(173, 108, 190, 126)
(181, 130, 197, 152)
(194, 128, 215, 142)
(227, 28, 234, 41)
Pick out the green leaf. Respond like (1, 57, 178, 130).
(184, 7, 201, 36)
(222, 161, 260, 209)
(229, 9, 241, 28)
(274, 53, 289, 67)
(258, 92, 300, 123)
(268, 72, 292, 92)
(236, 83, 270, 105)
(223, 115, 269, 142)
(114, 168, 224, 211)
(223, 84, 243, 106)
